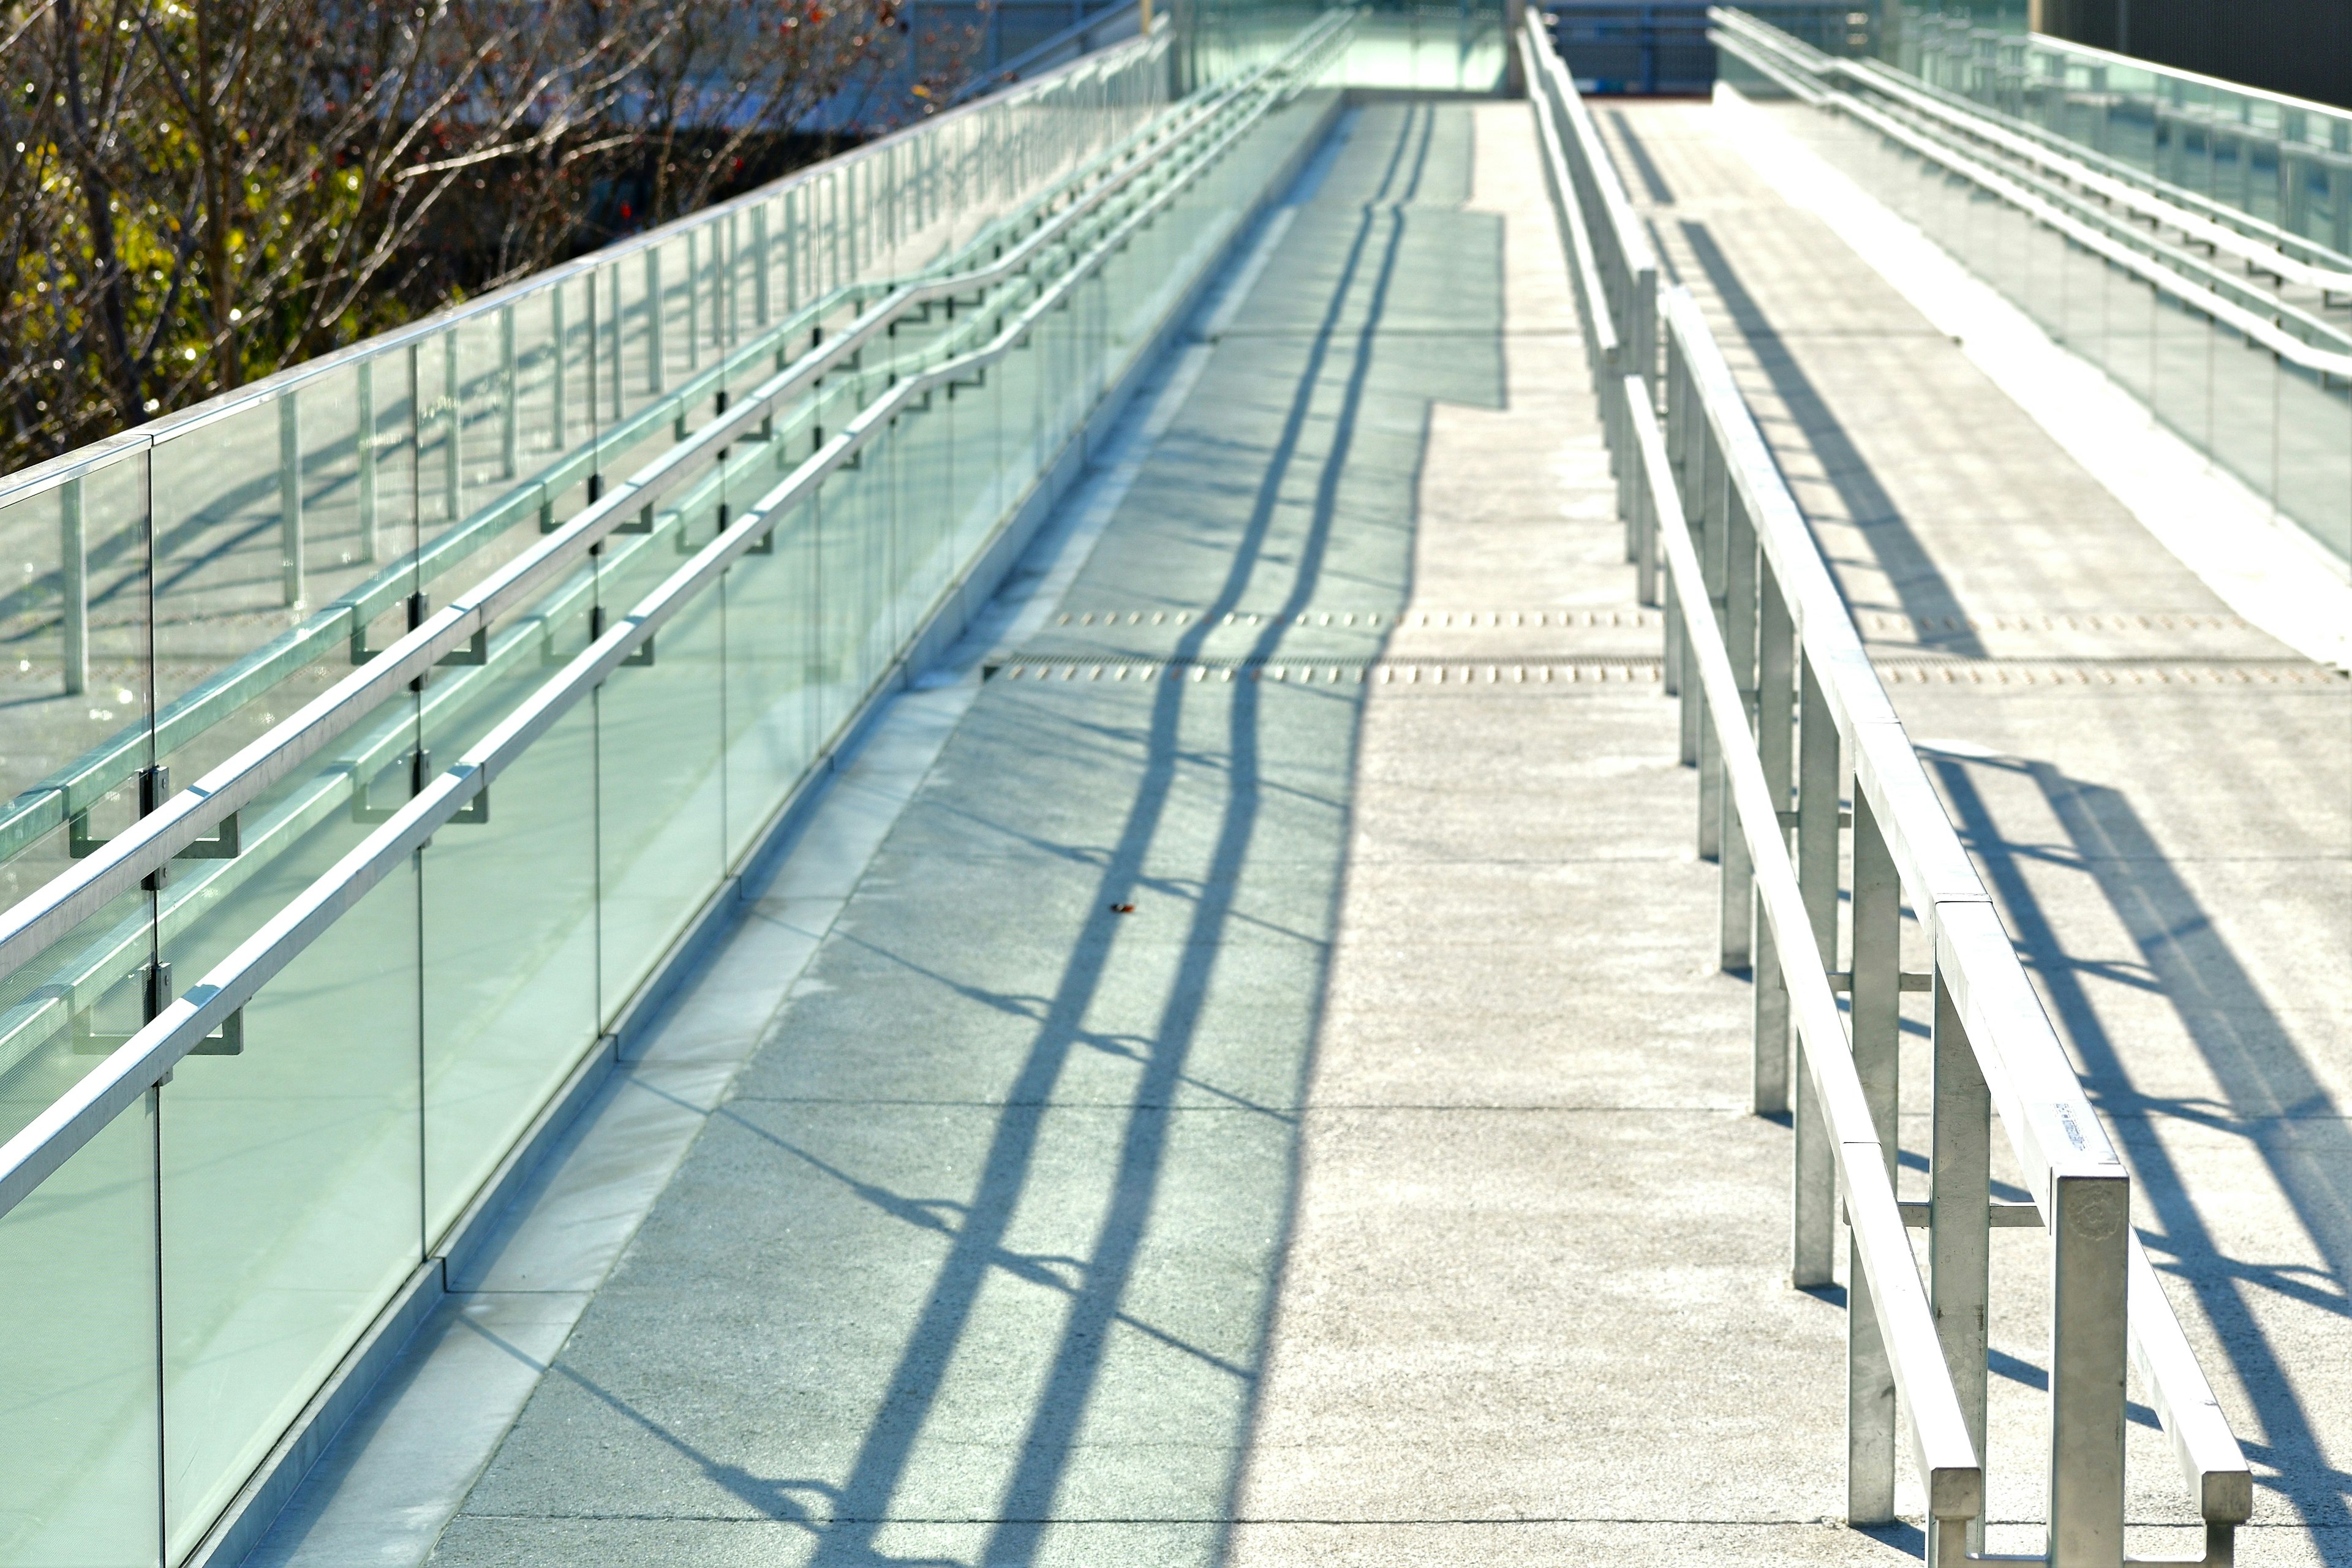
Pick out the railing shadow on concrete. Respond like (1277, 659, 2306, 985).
(1930, 747, 2352, 1548)
(1526, 9, 2256, 1564)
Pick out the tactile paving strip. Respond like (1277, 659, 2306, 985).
(1872, 658, 2346, 687)
(985, 657, 1667, 684)
(1050, 608, 1664, 630)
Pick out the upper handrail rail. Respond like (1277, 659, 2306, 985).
(1525, 10, 2253, 1554)
(0, 16, 1352, 995)
(0, 28, 1169, 508)
(1709, 10, 2352, 377)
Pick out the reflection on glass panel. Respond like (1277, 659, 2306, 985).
(0, 1093, 159, 1568)
(595, 578, 724, 1022)
(723, 503, 821, 869)
(421, 704, 598, 1237)
(0, 882, 155, 1149)
(160, 853, 423, 1559)
(0, 449, 154, 922)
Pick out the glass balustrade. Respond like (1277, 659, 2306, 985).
(0, 20, 1349, 1564)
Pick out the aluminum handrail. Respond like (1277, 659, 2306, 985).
(0, 28, 1169, 511)
(0, 17, 1352, 995)
(1526, 11, 2253, 1561)
(0, 1, 1352, 1229)
(1622, 370, 1985, 1561)
(1708, 10, 2352, 377)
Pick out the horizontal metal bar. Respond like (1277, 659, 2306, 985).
(1826, 971, 1934, 993)
(1896, 1199, 2041, 1229)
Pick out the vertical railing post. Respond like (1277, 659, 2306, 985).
(686, 228, 702, 374)
(356, 361, 378, 565)
(1719, 482, 1757, 971)
(1695, 412, 1726, 862)
(1848, 786, 1901, 1522)
(499, 305, 519, 480)
(551, 287, 568, 453)
(442, 330, 462, 524)
(2048, 1169, 2131, 1568)
(1675, 352, 1703, 770)
(755, 203, 773, 330)
(278, 388, 304, 608)
(1929, 966, 1991, 1565)
(647, 247, 666, 398)
(1753, 557, 1793, 1115)
(59, 476, 87, 696)
(1792, 657, 1838, 1289)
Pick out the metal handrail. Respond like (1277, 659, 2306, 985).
(1708, 10, 2352, 377)
(1525, 12, 2253, 1562)
(1621, 368, 1985, 1560)
(0, 9, 1354, 1219)
(0, 20, 1350, 997)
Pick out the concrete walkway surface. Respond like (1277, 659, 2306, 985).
(241, 94, 2349, 1568)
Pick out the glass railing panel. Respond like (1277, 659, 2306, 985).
(418, 578, 598, 1237)
(0, 449, 154, 920)
(722, 498, 822, 870)
(2278, 364, 2352, 562)
(0, 1093, 160, 1568)
(0, 886, 156, 1150)
(157, 850, 423, 1559)
(2149, 290, 2214, 454)
(593, 575, 725, 1024)
(2207, 328, 2283, 514)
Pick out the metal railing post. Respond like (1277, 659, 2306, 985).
(278, 389, 304, 608)
(552, 287, 568, 453)
(647, 248, 666, 398)
(1847, 1229, 1898, 1525)
(1752, 554, 1792, 1114)
(1695, 414, 1727, 862)
(59, 477, 87, 696)
(1792, 656, 1839, 1288)
(686, 228, 703, 373)
(1719, 483, 1757, 971)
(2049, 1170, 2132, 1567)
(356, 361, 378, 565)
(1848, 786, 1902, 1518)
(442, 331, 462, 523)
(500, 305, 519, 480)
(1929, 967, 1991, 1564)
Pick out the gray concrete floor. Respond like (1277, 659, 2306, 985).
(244, 95, 2349, 1568)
